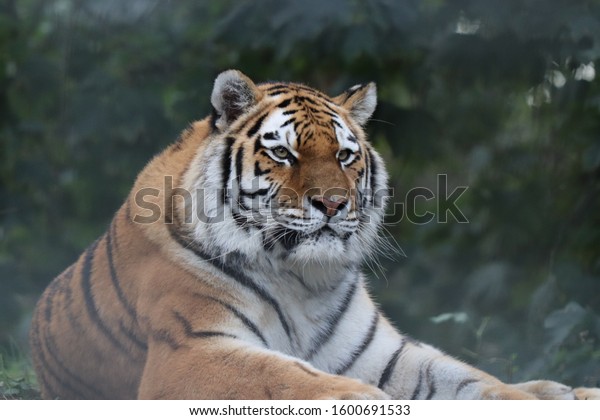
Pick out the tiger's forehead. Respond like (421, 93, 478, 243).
(253, 84, 361, 153)
(260, 82, 333, 102)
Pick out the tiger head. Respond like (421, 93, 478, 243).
(178, 70, 388, 272)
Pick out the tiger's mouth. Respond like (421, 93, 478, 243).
(264, 223, 353, 252)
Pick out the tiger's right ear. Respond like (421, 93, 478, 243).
(211, 70, 263, 131)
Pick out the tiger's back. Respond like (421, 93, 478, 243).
(30, 221, 146, 399)
(30, 204, 250, 398)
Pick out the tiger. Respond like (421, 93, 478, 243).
(29, 70, 600, 400)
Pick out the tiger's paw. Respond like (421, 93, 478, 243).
(573, 387, 600, 400)
(510, 380, 576, 400)
(316, 380, 390, 400)
(481, 384, 538, 400)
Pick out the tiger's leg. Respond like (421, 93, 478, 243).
(345, 314, 600, 399)
(305, 284, 533, 399)
(510, 381, 576, 400)
(137, 338, 389, 400)
(315, 283, 600, 400)
(370, 318, 536, 399)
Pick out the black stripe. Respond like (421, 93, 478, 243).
(306, 280, 358, 359)
(106, 222, 138, 322)
(266, 84, 289, 91)
(363, 148, 371, 195)
(30, 322, 87, 399)
(378, 339, 407, 389)
(167, 222, 292, 341)
(303, 87, 330, 100)
(317, 98, 338, 114)
(267, 83, 327, 100)
(368, 149, 377, 194)
(150, 327, 181, 350)
(80, 238, 133, 358)
(240, 188, 270, 198)
(285, 270, 312, 293)
(43, 278, 61, 323)
(335, 311, 379, 375)
(191, 331, 237, 339)
(280, 118, 295, 128)
(42, 326, 107, 398)
(344, 155, 361, 168)
(254, 161, 271, 176)
(221, 137, 235, 203)
(410, 366, 425, 399)
(277, 98, 292, 108)
(173, 310, 237, 340)
(263, 131, 279, 140)
(223, 252, 293, 340)
(296, 95, 318, 106)
(38, 276, 108, 398)
(118, 320, 148, 351)
(172, 311, 194, 335)
(247, 113, 267, 137)
(304, 105, 325, 116)
(322, 109, 339, 119)
(254, 136, 262, 154)
(456, 378, 479, 395)
(424, 361, 436, 399)
(61, 265, 89, 337)
(28, 321, 51, 395)
(268, 89, 288, 96)
(198, 293, 269, 347)
(235, 146, 244, 185)
(125, 200, 133, 224)
(295, 129, 304, 148)
(231, 209, 249, 229)
(260, 150, 276, 162)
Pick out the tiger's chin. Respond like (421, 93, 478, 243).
(270, 225, 361, 266)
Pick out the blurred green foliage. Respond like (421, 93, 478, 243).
(1, 0, 600, 388)
(0, 348, 39, 399)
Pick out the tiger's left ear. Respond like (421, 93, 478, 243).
(333, 83, 377, 126)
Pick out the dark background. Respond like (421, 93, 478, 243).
(1, 0, 600, 393)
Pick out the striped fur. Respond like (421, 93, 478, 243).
(30, 70, 600, 400)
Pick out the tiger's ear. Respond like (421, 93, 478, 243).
(211, 70, 263, 131)
(333, 83, 377, 126)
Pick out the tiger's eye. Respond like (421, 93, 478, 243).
(338, 149, 352, 162)
(272, 146, 290, 160)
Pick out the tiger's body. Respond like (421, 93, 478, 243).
(29, 70, 600, 400)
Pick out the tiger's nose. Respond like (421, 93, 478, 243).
(310, 195, 348, 217)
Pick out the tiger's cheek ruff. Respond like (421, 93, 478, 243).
(183, 139, 270, 260)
